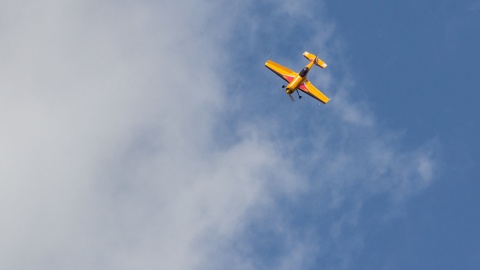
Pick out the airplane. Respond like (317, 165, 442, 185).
(265, 51, 330, 104)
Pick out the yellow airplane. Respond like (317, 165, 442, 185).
(265, 51, 330, 104)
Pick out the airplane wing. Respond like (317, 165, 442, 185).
(265, 60, 297, 83)
(298, 80, 330, 104)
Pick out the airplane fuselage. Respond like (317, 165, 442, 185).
(285, 60, 315, 94)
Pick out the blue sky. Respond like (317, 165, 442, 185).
(220, 0, 480, 268)
(0, 0, 478, 269)
(325, 1, 480, 269)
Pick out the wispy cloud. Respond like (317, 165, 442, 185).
(0, 1, 439, 270)
(201, 1, 440, 269)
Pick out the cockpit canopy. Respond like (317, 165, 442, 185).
(299, 67, 309, 77)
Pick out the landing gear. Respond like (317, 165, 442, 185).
(282, 85, 286, 88)
(296, 89, 302, 99)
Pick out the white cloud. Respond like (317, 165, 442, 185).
(0, 1, 439, 270)
(0, 1, 272, 269)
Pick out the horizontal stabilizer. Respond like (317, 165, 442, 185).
(303, 51, 327, 68)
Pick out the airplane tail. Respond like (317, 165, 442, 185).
(303, 51, 327, 68)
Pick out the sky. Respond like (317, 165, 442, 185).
(0, 0, 479, 269)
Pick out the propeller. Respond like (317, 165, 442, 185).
(289, 93, 295, 102)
